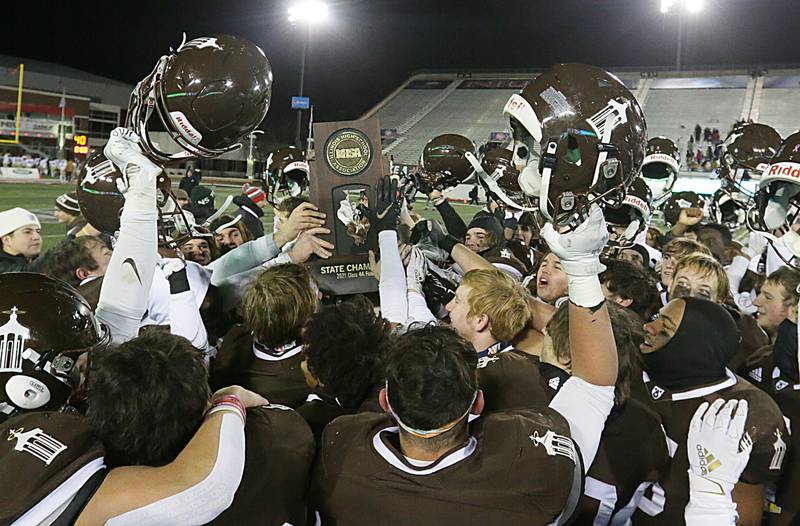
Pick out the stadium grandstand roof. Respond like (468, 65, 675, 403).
(0, 54, 133, 107)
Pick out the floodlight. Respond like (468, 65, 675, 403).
(660, 0, 673, 14)
(685, 0, 703, 12)
(288, 1, 329, 24)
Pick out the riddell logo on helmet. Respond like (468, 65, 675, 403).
(624, 195, 650, 216)
(169, 111, 203, 145)
(766, 162, 800, 179)
(646, 153, 677, 164)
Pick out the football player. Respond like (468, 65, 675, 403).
(633, 297, 787, 526)
(210, 263, 320, 407)
(668, 253, 768, 371)
(540, 302, 669, 525)
(600, 259, 661, 321)
(312, 204, 619, 525)
(740, 266, 800, 525)
(536, 252, 569, 305)
(658, 238, 712, 305)
(445, 267, 550, 412)
(298, 296, 391, 440)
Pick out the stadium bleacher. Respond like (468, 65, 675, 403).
(367, 69, 800, 166)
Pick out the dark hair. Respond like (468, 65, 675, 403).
(547, 302, 643, 409)
(600, 259, 660, 321)
(41, 236, 106, 287)
(303, 295, 390, 408)
(87, 332, 209, 468)
(385, 324, 477, 431)
(275, 195, 310, 215)
(698, 223, 733, 247)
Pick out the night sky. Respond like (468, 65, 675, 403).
(5, 0, 800, 143)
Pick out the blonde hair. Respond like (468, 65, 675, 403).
(672, 253, 730, 302)
(662, 238, 711, 260)
(243, 263, 317, 347)
(461, 268, 532, 341)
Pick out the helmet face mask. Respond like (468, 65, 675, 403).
(503, 64, 646, 230)
(261, 146, 310, 206)
(718, 123, 782, 212)
(747, 133, 800, 243)
(603, 177, 652, 249)
(472, 146, 538, 211)
(641, 137, 680, 208)
(127, 34, 273, 162)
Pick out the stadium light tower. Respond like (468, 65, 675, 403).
(288, 1, 329, 148)
(660, 0, 704, 71)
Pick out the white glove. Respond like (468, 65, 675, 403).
(104, 127, 161, 194)
(687, 399, 752, 498)
(540, 204, 608, 308)
(406, 248, 428, 295)
(540, 204, 608, 276)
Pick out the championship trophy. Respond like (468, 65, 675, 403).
(307, 118, 389, 295)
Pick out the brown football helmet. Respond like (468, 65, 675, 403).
(603, 177, 652, 247)
(747, 132, 800, 252)
(503, 63, 647, 227)
(0, 273, 109, 418)
(641, 136, 680, 207)
(472, 147, 539, 211)
(261, 146, 310, 205)
(719, 123, 782, 208)
(76, 151, 192, 244)
(662, 191, 704, 227)
(418, 134, 477, 190)
(127, 34, 273, 161)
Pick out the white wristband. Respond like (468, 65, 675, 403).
(565, 274, 605, 309)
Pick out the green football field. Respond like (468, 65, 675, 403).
(0, 181, 484, 250)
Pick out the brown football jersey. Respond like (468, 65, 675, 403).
(478, 345, 550, 412)
(633, 371, 789, 526)
(727, 312, 770, 372)
(0, 412, 106, 524)
(773, 389, 799, 515)
(311, 410, 582, 526)
(296, 394, 354, 443)
(208, 405, 314, 526)
(210, 324, 310, 408)
(538, 363, 670, 525)
(78, 275, 104, 311)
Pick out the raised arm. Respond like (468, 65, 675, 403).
(541, 205, 616, 469)
(95, 128, 160, 344)
(541, 205, 616, 386)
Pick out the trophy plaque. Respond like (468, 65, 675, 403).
(307, 118, 389, 295)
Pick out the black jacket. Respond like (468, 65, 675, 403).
(0, 249, 32, 273)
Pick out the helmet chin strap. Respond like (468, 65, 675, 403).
(464, 152, 537, 212)
(538, 140, 558, 220)
(621, 218, 642, 246)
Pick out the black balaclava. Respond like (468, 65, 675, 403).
(773, 320, 799, 383)
(642, 297, 740, 390)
